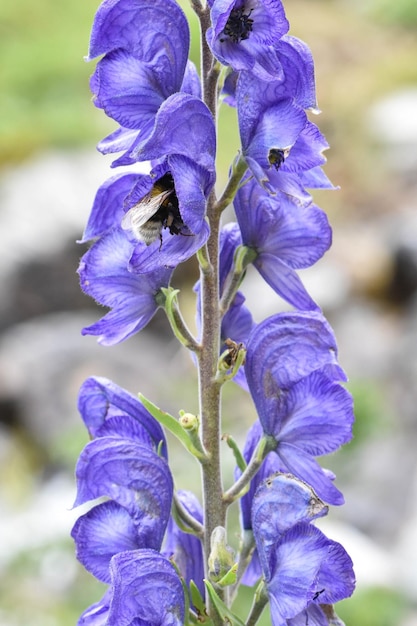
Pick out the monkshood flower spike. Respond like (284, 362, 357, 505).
(73, 0, 355, 624)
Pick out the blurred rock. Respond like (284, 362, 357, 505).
(0, 150, 111, 325)
(0, 311, 192, 450)
(367, 88, 417, 173)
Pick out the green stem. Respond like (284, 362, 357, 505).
(198, 199, 225, 568)
(215, 154, 248, 216)
(219, 245, 257, 317)
(162, 288, 201, 353)
(223, 436, 273, 505)
(172, 490, 205, 538)
(196, 5, 227, 622)
(246, 581, 269, 626)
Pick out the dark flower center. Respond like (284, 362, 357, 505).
(222, 7, 254, 43)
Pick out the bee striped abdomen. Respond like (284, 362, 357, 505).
(121, 173, 185, 246)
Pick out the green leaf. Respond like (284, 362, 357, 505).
(204, 580, 246, 626)
(138, 394, 206, 461)
(190, 580, 207, 618)
(217, 563, 238, 587)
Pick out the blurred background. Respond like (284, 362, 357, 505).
(1, 0, 417, 624)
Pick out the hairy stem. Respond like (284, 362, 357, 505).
(196, 4, 227, 620)
(198, 196, 225, 568)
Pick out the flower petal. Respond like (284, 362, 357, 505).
(276, 443, 344, 505)
(252, 472, 328, 577)
(316, 539, 355, 604)
(92, 50, 166, 131)
(254, 254, 318, 310)
(278, 372, 354, 455)
(88, 0, 190, 78)
(81, 172, 140, 242)
(131, 93, 216, 172)
(245, 311, 346, 396)
(107, 549, 184, 626)
(73, 437, 173, 547)
(287, 603, 328, 626)
(77, 377, 167, 455)
(72, 501, 143, 583)
(277, 35, 317, 109)
(129, 219, 210, 273)
(265, 524, 329, 625)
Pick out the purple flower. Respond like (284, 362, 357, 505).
(207, 0, 289, 80)
(252, 473, 328, 574)
(80, 154, 213, 274)
(87, 0, 192, 163)
(223, 34, 317, 109)
(85, 95, 216, 242)
(260, 523, 353, 626)
(238, 459, 327, 585)
(107, 550, 185, 626)
(79, 227, 172, 345)
(234, 176, 331, 310)
(235, 55, 331, 197)
(124, 158, 214, 271)
(77, 550, 185, 626)
(252, 474, 355, 626)
(73, 436, 173, 544)
(245, 311, 347, 389)
(72, 500, 147, 583)
(77, 376, 167, 457)
(245, 313, 353, 504)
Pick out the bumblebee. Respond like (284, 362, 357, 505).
(268, 147, 290, 170)
(122, 173, 185, 246)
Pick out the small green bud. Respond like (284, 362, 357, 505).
(208, 527, 235, 583)
(179, 411, 200, 433)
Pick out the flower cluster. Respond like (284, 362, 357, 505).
(72, 0, 356, 625)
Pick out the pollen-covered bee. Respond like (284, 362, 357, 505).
(122, 173, 185, 246)
(268, 147, 290, 170)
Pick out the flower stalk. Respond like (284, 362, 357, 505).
(72, 1, 356, 624)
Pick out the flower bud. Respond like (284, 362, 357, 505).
(208, 527, 235, 583)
